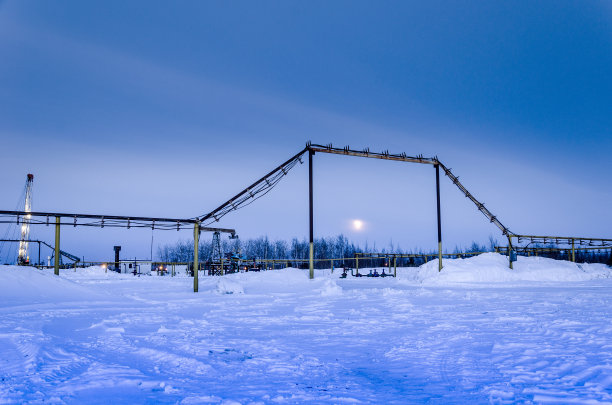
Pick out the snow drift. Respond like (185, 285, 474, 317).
(0, 265, 108, 307)
(400, 252, 611, 284)
(215, 278, 244, 294)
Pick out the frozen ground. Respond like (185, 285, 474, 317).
(1, 253, 612, 404)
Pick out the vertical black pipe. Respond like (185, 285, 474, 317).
(435, 164, 443, 271)
(114, 246, 121, 272)
(54, 216, 60, 276)
(38, 241, 40, 267)
(309, 149, 314, 279)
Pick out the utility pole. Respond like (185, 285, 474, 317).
(54, 216, 60, 276)
(435, 164, 443, 271)
(308, 148, 314, 279)
(194, 222, 200, 292)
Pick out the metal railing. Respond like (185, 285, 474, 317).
(27, 243, 611, 281)
(506, 234, 612, 264)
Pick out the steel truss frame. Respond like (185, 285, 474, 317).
(198, 142, 518, 276)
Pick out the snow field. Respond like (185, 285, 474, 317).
(1, 253, 611, 404)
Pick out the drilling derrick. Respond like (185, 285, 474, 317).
(211, 231, 222, 264)
(17, 174, 34, 265)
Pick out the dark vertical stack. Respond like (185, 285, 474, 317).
(113, 246, 121, 273)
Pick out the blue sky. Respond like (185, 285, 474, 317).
(1, 1, 610, 261)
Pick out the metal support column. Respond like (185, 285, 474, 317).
(508, 235, 513, 269)
(435, 164, 443, 271)
(308, 148, 314, 279)
(194, 222, 200, 292)
(571, 239, 575, 262)
(54, 216, 60, 276)
(38, 241, 41, 268)
(393, 255, 397, 277)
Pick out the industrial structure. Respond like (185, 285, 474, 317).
(195, 142, 610, 278)
(1, 142, 610, 293)
(196, 143, 513, 277)
(0, 209, 236, 292)
(17, 174, 34, 265)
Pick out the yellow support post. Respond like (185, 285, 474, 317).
(309, 243, 314, 279)
(193, 222, 199, 293)
(356, 255, 359, 275)
(393, 255, 397, 277)
(571, 239, 575, 262)
(54, 216, 60, 276)
(221, 257, 224, 276)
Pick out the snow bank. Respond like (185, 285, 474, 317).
(206, 268, 344, 296)
(319, 279, 342, 296)
(400, 253, 612, 284)
(0, 266, 108, 307)
(61, 265, 135, 280)
(206, 268, 312, 295)
(215, 278, 244, 295)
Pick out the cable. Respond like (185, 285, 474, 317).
(200, 154, 303, 226)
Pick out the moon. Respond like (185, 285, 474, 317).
(352, 219, 363, 231)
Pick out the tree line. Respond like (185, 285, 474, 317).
(157, 234, 499, 268)
(158, 234, 611, 267)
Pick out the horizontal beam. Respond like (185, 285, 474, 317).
(0, 210, 197, 223)
(0, 210, 235, 233)
(498, 245, 610, 252)
(308, 144, 437, 165)
(511, 234, 612, 245)
(308, 143, 512, 236)
(0, 239, 43, 243)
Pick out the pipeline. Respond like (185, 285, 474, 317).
(435, 159, 512, 236)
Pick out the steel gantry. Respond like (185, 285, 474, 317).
(198, 142, 516, 277)
(0, 210, 235, 291)
(305, 144, 513, 274)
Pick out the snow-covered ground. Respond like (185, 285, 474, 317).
(1, 253, 612, 404)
